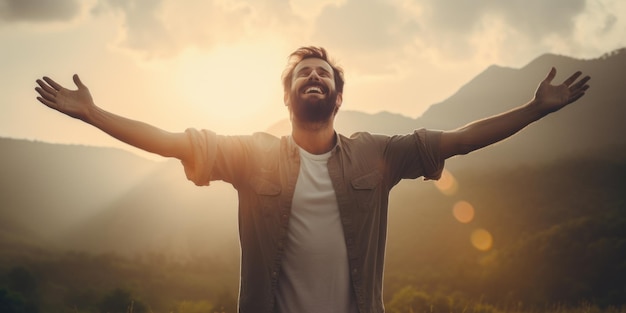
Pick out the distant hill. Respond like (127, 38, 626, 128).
(0, 137, 240, 259)
(415, 48, 626, 169)
(58, 159, 241, 259)
(1, 47, 625, 260)
(0, 138, 160, 247)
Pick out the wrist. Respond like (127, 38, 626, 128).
(83, 103, 101, 125)
(525, 99, 551, 118)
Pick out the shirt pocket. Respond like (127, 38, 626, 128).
(350, 170, 383, 211)
(250, 176, 282, 217)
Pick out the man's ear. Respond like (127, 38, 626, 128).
(336, 93, 343, 109)
(284, 92, 289, 107)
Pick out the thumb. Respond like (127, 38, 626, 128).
(543, 67, 556, 84)
(73, 74, 86, 89)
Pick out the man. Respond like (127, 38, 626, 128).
(35, 46, 590, 313)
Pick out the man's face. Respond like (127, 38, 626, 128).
(286, 58, 342, 124)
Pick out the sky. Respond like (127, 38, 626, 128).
(1, 0, 624, 158)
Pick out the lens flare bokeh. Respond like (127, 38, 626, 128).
(471, 228, 493, 251)
(453, 200, 475, 223)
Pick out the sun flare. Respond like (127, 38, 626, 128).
(173, 42, 286, 132)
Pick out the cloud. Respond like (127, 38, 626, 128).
(309, 0, 593, 70)
(0, 0, 81, 22)
(566, 0, 626, 58)
(425, 0, 586, 37)
(492, 0, 586, 37)
(309, 0, 593, 54)
(312, 0, 419, 52)
(13, 0, 619, 69)
(307, 0, 423, 77)
(599, 13, 617, 35)
(92, 0, 175, 57)
(412, 0, 590, 62)
(92, 0, 300, 59)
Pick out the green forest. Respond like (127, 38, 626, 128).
(1, 156, 625, 313)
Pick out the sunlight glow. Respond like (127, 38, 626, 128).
(173, 42, 285, 131)
(471, 228, 493, 251)
(290, 0, 347, 20)
(434, 169, 458, 196)
(453, 201, 475, 223)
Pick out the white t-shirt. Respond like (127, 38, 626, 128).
(276, 145, 358, 313)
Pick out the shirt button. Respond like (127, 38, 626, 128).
(271, 271, 278, 278)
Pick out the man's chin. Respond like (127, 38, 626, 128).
(289, 90, 338, 124)
(292, 102, 336, 124)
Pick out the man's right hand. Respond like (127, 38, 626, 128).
(36, 74, 95, 122)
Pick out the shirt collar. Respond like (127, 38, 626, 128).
(284, 131, 342, 158)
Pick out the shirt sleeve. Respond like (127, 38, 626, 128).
(385, 128, 445, 182)
(181, 128, 218, 186)
(413, 128, 444, 180)
(181, 129, 278, 186)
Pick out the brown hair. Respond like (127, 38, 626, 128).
(281, 46, 345, 94)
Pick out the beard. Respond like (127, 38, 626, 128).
(289, 89, 339, 125)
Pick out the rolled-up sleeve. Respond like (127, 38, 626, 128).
(385, 128, 445, 182)
(182, 128, 218, 186)
(413, 128, 444, 180)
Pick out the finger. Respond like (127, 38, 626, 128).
(36, 79, 57, 96)
(36, 96, 57, 109)
(543, 67, 557, 84)
(43, 76, 63, 91)
(567, 91, 586, 105)
(567, 84, 589, 103)
(570, 75, 590, 90)
(73, 74, 86, 89)
(562, 71, 582, 86)
(35, 86, 56, 103)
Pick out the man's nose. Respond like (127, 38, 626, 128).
(307, 70, 321, 81)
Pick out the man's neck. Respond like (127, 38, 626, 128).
(291, 118, 337, 155)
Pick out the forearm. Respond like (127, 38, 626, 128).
(86, 106, 191, 161)
(441, 100, 547, 158)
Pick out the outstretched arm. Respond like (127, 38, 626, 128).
(439, 67, 591, 160)
(35, 74, 193, 163)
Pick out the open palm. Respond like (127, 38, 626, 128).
(35, 74, 95, 121)
(533, 67, 590, 114)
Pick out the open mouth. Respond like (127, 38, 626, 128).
(302, 84, 327, 95)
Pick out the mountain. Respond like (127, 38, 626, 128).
(58, 159, 240, 259)
(0, 137, 240, 260)
(0, 138, 160, 247)
(2, 48, 625, 260)
(415, 48, 626, 169)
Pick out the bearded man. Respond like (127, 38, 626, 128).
(35, 46, 590, 313)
